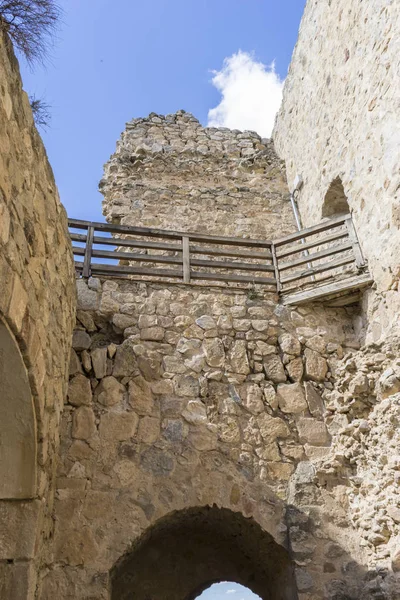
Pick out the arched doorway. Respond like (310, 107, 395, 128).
(321, 177, 350, 217)
(196, 582, 262, 599)
(0, 318, 36, 499)
(111, 506, 297, 600)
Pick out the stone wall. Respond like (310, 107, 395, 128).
(101, 110, 295, 241)
(41, 276, 386, 599)
(0, 30, 76, 597)
(273, 0, 400, 343)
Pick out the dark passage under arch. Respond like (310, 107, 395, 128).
(111, 506, 297, 600)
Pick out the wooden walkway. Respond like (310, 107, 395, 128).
(68, 214, 372, 305)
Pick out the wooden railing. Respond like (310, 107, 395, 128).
(68, 219, 277, 289)
(273, 214, 366, 295)
(68, 214, 368, 297)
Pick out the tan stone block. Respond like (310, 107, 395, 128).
(218, 416, 241, 443)
(266, 461, 294, 481)
(258, 413, 290, 441)
(69, 349, 82, 377)
(296, 418, 330, 446)
(279, 333, 301, 356)
(129, 375, 155, 415)
(0, 499, 41, 559)
(304, 349, 328, 382)
(137, 416, 160, 443)
(72, 406, 96, 440)
(0, 256, 14, 314)
(287, 357, 304, 382)
(99, 411, 139, 441)
(229, 340, 250, 374)
(277, 382, 307, 414)
(0, 562, 36, 600)
(91, 347, 108, 379)
(95, 376, 125, 407)
(8, 273, 28, 332)
(67, 374, 92, 406)
(174, 375, 200, 397)
(203, 338, 225, 368)
(263, 354, 286, 383)
(242, 383, 264, 414)
(140, 326, 164, 341)
(255, 442, 280, 461)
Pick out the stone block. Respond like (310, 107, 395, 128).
(0, 562, 36, 599)
(67, 374, 92, 406)
(94, 376, 125, 407)
(263, 354, 286, 383)
(304, 349, 328, 382)
(0, 499, 41, 559)
(137, 416, 160, 443)
(279, 333, 301, 356)
(72, 406, 96, 440)
(91, 347, 108, 379)
(277, 383, 307, 414)
(257, 413, 290, 441)
(174, 375, 200, 397)
(72, 330, 91, 351)
(304, 382, 325, 418)
(195, 315, 216, 330)
(129, 376, 155, 415)
(99, 412, 139, 441)
(296, 418, 329, 445)
(203, 338, 225, 368)
(182, 399, 207, 424)
(140, 326, 164, 341)
(76, 279, 99, 311)
(229, 340, 250, 374)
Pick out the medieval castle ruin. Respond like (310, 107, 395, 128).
(1, 0, 399, 598)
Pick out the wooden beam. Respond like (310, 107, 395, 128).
(280, 255, 355, 285)
(182, 236, 190, 283)
(82, 226, 94, 278)
(190, 271, 277, 285)
(274, 214, 350, 246)
(277, 241, 353, 271)
(275, 230, 347, 258)
(282, 273, 373, 305)
(345, 217, 365, 268)
(68, 218, 272, 247)
(326, 293, 361, 307)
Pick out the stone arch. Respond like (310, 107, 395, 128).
(0, 316, 36, 499)
(321, 177, 350, 217)
(110, 506, 297, 600)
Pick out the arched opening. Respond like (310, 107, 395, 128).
(0, 317, 36, 498)
(321, 177, 350, 217)
(196, 582, 262, 599)
(111, 506, 297, 600)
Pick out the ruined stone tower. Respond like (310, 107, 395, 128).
(1, 0, 400, 599)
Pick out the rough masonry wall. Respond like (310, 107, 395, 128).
(101, 110, 295, 240)
(0, 31, 76, 598)
(273, 0, 400, 342)
(43, 277, 371, 599)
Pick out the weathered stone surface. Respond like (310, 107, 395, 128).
(67, 374, 92, 407)
(195, 315, 216, 330)
(263, 354, 286, 383)
(304, 349, 328, 382)
(76, 280, 99, 311)
(296, 418, 329, 446)
(218, 416, 241, 443)
(140, 447, 174, 476)
(140, 326, 164, 341)
(72, 330, 91, 352)
(203, 338, 225, 368)
(182, 400, 207, 424)
(286, 357, 304, 382)
(113, 340, 139, 377)
(229, 340, 250, 375)
(129, 376, 155, 415)
(91, 347, 107, 379)
(137, 416, 160, 443)
(279, 333, 301, 356)
(174, 375, 200, 397)
(257, 413, 290, 441)
(99, 412, 139, 441)
(242, 384, 264, 415)
(69, 350, 82, 377)
(277, 383, 307, 414)
(304, 382, 324, 418)
(72, 407, 96, 440)
(94, 376, 125, 407)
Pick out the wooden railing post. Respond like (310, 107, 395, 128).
(345, 217, 365, 268)
(182, 236, 190, 283)
(82, 225, 94, 278)
(271, 243, 281, 293)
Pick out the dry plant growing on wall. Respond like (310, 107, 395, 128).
(29, 94, 51, 128)
(0, 0, 61, 64)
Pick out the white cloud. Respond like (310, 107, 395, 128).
(207, 51, 284, 138)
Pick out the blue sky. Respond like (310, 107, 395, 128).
(198, 582, 261, 600)
(19, 0, 305, 224)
